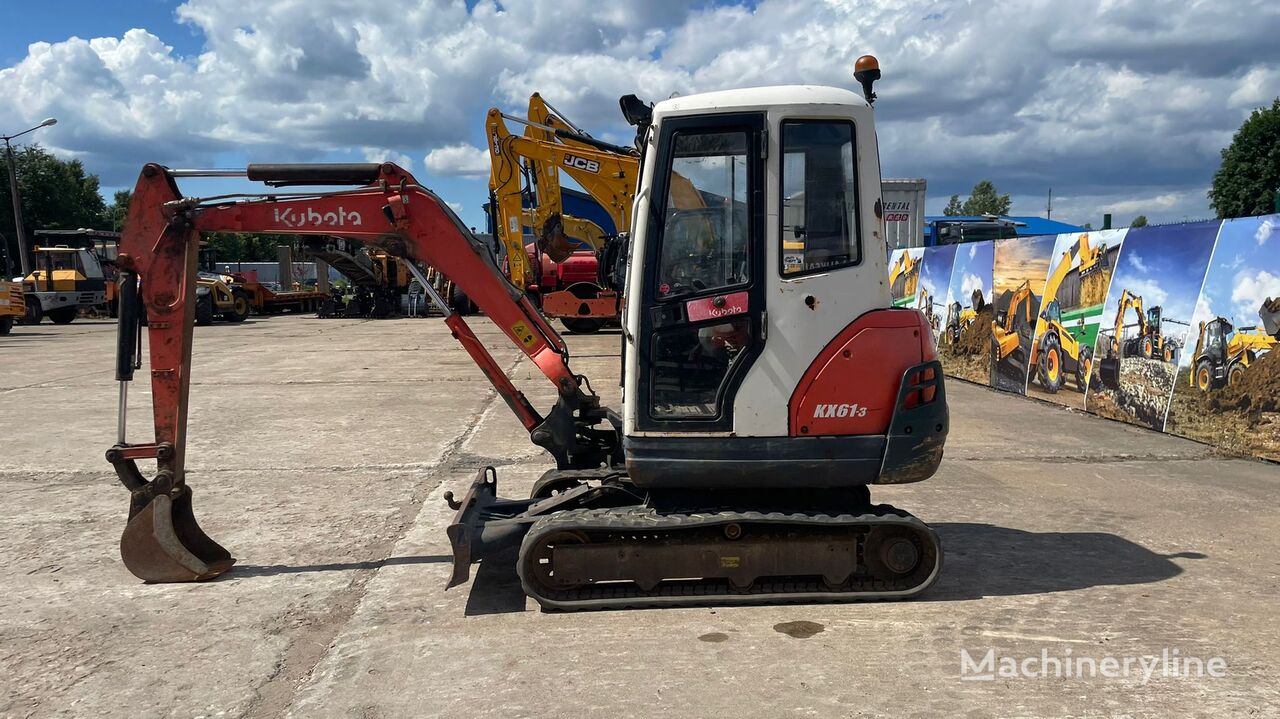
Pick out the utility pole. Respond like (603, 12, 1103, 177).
(3, 118, 58, 277)
(1046, 188, 1052, 220)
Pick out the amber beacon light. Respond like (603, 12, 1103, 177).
(854, 55, 881, 104)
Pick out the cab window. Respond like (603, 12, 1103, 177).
(780, 121, 860, 275)
(655, 131, 750, 299)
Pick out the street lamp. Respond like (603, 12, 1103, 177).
(3, 117, 58, 277)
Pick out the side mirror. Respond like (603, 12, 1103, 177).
(619, 94, 653, 128)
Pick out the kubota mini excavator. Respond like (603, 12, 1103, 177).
(106, 58, 948, 609)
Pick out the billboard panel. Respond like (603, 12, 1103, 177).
(1165, 215, 1280, 461)
(1086, 222, 1218, 430)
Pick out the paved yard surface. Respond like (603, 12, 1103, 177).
(1, 315, 1277, 718)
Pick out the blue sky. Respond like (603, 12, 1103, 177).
(3, 0, 1279, 230)
(946, 240, 993, 310)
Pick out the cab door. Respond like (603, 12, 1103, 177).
(635, 113, 766, 432)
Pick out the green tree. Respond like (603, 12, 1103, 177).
(0, 144, 107, 265)
(1130, 214, 1148, 228)
(105, 190, 132, 232)
(943, 180, 1012, 216)
(205, 233, 297, 264)
(1209, 98, 1280, 219)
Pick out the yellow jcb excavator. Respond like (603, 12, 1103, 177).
(1113, 290, 1184, 361)
(943, 288, 985, 346)
(917, 288, 940, 334)
(1028, 236, 1098, 393)
(888, 251, 919, 304)
(486, 102, 639, 287)
(487, 94, 706, 332)
(990, 280, 1037, 371)
(1096, 289, 1188, 388)
(1188, 298, 1279, 391)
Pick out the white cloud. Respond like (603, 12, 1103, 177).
(1231, 269, 1280, 322)
(363, 147, 412, 170)
(1122, 277, 1169, 311)
(960, 273, 984, 302)
(424, 144, 489, 177)
(968, 244, 977, 259)
(1127, 251, 1148, 273)
(1256, 219, 1274, 246)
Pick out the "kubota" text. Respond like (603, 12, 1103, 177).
(273, 206, 364, 229)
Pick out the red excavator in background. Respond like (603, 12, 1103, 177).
(106, 57, 949, 609)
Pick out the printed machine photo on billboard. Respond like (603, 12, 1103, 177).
(916, 244, 958, 348)
(1165, 215, 1280, 461)
(889, 247, 925, 308)
(1025, 230, 1126, 409)
(988, 235, 1054, 393)
(938, 240, 994, 384)
(1086, 222, 1218, 431)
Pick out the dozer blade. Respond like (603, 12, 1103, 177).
(121, 486, 235, 582)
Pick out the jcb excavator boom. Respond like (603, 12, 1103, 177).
(487, 109, 638, 284)
(107, 162, 618, 582)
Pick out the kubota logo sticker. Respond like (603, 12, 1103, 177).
(273, 206, 364, 229)
(510, 321, 537, 349)
(812, 403, 868, 419)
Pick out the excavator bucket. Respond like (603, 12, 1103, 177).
(120, 482, 235, 582)
(1097, 356, 1121, 389)
(537, 213, 577, 263)
(1261, 297, 1279, 339)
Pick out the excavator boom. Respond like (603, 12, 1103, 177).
(108, 162, 619, 582)
(487, 108, 639, 276)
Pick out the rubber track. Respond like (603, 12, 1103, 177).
(517, 505, 943, 611)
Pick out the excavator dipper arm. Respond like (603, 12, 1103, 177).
(107, 162, 619, 583)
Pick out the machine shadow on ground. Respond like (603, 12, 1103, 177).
(927, 523, 1204, 600)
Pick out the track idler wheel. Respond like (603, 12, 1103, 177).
(111, 457, 235, 582)
(864, 525, 936, 585)
(520, 529, 590, 593)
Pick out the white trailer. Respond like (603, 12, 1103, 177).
(882, 178, 927, 248)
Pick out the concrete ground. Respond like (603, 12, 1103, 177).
(1, 315, 1278, 718)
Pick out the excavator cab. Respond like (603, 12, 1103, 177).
(1043, 298, 1062, 325)
(1147, 306, 1162, 329)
